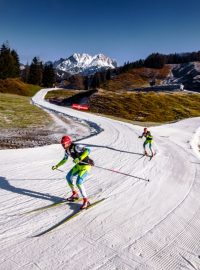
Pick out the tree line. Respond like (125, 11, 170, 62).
(21, 57, 55, 87)
(0, 42, 55, 87)
(119, 51, 200, 71)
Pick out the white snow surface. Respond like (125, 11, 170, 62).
(1, 88, 200, 270)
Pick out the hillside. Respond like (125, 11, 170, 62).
(101, 62, 200, 92)
(0, 78, 41, 96)
(46, 89, 200, 123)
(101, 66, 170, 91)
(89, 90, 200, 122)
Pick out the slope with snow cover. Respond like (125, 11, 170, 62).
(0, 88, 200, 270)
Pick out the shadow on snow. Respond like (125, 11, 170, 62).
(0, 176, 63, 203)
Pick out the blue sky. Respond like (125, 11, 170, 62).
(0, 0, 200, 65)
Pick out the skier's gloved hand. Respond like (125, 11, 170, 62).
(73, 158, 80, 164)
(52, 165, 58, 170)
(88, 159, 94, 166)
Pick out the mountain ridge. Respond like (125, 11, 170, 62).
(53, 53, 117, 76)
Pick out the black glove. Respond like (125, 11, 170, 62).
(88, 159, 94, 166)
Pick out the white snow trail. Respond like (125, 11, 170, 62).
(0, 88, 200, 270)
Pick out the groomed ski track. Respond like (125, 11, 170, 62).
(1, 88, 200, 270)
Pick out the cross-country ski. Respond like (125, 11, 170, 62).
(32, 198, 106, 237)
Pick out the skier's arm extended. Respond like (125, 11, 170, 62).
(52, 155, 68, 170)
(138, 132, 144, 139)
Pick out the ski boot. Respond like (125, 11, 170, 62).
(144, 150, 148, 156)
(80, 198, 90, 210)
(67, 191, 79, 202)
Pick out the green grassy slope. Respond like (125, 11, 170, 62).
(0, 93, 52, 128)
(89, 91, 200, 122)
(0, 78, 42, 96)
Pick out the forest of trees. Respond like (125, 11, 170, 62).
(21, 57, 55, 87)
(119, 51, 200, 72)
(0, 42, 55, 87)
(0, 42, 20, 79)
(1, 41, 200, 89)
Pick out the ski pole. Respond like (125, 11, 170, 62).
(55, 168, 65, 173)
(94, 165, 149, 182)
(54, 163, 149, 182)
(81, 161, 149, 182)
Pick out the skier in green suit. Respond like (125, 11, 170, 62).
(138, 127, 154, 156)
(52, 135, 94, 209)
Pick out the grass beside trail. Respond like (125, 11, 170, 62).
(45, 89, 200, 123)
(89, 91, 200, 122)
(0, 93, 52, 128)
(45, 89, 84, 99)
(45, 89, 200, 124)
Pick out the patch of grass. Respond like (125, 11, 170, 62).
(45, 88, 200, 123)
(0, 93, 52, 128)
(45, 89, 81, 99)
(0, 78, 42, 96)
(88, 91, 200, 123)
(43, 88, 200, 124)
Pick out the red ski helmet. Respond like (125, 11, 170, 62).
(144, 127, 148, 132)
(61, 136, 71, 146)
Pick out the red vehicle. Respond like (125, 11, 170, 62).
(72, 104, 89, 111)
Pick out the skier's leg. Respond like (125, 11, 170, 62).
(149, 142, 153, 156)
(76, 168, 90, 197)
(76, 166, 91, 209)
(66, 166, 79, 200)
(143, 141, 148, 155)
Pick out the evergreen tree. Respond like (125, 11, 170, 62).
(0, 43, 13, 79)
(84, 76, 89, 90)
(106, 69, 111, 80)
(11, 49, 20, 77)
(21, 63, 29, 82)
(144, 53, 166, 68)
(42, 63, 55, 87)
(91, 73, 100, 88)
(28, 57, 43, 85)
(100, 71, 106, 83)
(0, 42, 21, 79)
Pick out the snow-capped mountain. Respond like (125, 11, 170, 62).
(54, 53, 117, 76)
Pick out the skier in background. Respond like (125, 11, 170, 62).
(138, 127, 154, 156)
(52, 135, 94, 209)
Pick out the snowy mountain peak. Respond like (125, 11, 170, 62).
(69, 53, 91, 63)
(55, 53, 117, 76)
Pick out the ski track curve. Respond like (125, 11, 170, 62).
(0, 88, 200, 270)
